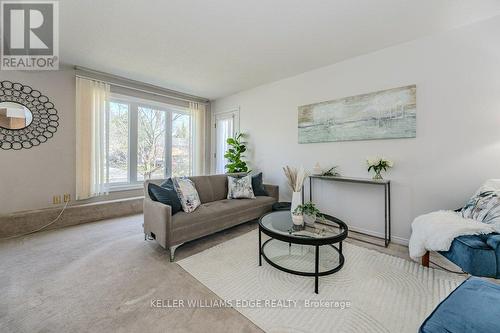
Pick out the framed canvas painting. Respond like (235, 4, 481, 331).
(298, 85, 416, 143)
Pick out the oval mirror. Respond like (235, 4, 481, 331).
(0, 102, 33, 130)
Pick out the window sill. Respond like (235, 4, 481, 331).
(108, 184, 144, 192)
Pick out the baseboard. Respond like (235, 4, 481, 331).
(0, 197, 144, 239)
(348, 225, 409, 246)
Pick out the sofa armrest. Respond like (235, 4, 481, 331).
(486, 234, 500, 250)
(263, 184, 279, 201)
(143, 197, 172, 249)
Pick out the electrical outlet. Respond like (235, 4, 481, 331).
(64, 193, 71, 203)
(53, 195, 62, 204)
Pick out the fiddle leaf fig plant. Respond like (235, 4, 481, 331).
(224, 132, 251, 173)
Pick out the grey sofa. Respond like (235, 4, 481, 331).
(143, 174, 279, 261)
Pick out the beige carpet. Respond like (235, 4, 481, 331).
(179, 231, 466, 333)
(0, 215, 263, 333)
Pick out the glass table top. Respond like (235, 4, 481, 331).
(259, 210, 347, 240)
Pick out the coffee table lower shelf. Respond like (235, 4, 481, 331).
(258, 232, 345, 294)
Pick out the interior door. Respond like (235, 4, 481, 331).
(215, 113, 235, 174)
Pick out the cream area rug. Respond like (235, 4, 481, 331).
(178, 231, 465, 333)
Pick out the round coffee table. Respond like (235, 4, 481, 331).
(258, 210, 348, 294)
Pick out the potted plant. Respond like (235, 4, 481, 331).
(291, 210, 304, 228)
(294, 202, 322, 226)
(367, 157, 394, 180)
(321, 166, 340, 177)
(225, 133, 250, 173)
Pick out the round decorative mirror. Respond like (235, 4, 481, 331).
(0, 80, 59, 150)
(0, 101, 33, 130)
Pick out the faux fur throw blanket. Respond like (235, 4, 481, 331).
(409, 210, 495, 261)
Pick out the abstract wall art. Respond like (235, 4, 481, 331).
(298, 85, 416, 143)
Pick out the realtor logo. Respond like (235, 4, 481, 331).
(1, 1, 59, 70)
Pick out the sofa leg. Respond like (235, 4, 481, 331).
(422, 251, 430, 267)
(169, 244, 183, 262)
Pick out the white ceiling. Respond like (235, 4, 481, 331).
(60, 0, 500, 99)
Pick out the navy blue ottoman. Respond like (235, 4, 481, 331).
(420, 277, 500, 333)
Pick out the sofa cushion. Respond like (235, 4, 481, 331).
(251, 173, 269, 196)
(189, 174, 228, 203)
(485, 234, 500, 278)
(227, 175, 255, 199)
(171, 196, 275, 243)
(440, 235, 497, 277)
(420, 277, 500, 333)
(173, 197, 275, 226)
(454, 234, 491, 249)
(461, 179, 500, 232)
(173, 177, 201, 213)
(148, 182, 182, 215)
(485, 233, 500, 249)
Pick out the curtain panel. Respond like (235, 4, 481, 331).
(75, 77, 110, 200)
(189, 102, 206, 176)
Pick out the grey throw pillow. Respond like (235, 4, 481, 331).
(227, 175, 255, 199)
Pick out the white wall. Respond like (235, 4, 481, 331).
(0, 67, 145, 214)
(213, 16, 500, 243)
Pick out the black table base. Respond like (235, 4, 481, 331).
(259, 226, 345, 294)
(306, 175, 391, 247)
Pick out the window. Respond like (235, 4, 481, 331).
(107, 102, 129, 183)
(137, 106, 166, 182)
(107, 94, 193, 190)
(172, 112, 192, 177)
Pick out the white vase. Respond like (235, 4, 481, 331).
(291, 191, 303, 216)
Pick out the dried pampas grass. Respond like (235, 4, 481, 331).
(283, 165, 308, 192)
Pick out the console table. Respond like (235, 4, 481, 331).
(304, 175, 391, 247)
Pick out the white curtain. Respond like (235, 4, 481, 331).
(189, 102, 207, 176)
(75, 77, 110, 200)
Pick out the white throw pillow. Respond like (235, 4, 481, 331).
(227, 175, 255, 199)
(172, 177, 201, 213)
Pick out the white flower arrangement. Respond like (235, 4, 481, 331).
(366, 157, 394, 179)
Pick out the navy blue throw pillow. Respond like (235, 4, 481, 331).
(159, 178, 175, 188)
(252, 173, 268, 196)
(148, 181, 182, 215)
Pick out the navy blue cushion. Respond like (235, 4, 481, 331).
(455, 234, 491, 249)
(148, 179, 182, 215)
(251, 173, 268, 196)
(441, 212, 500, 278)
(486, 233, 500, 249)
(485, 233, 500, 278)
(159, 178, 174, 188)
(420, 277, 500, 333)
(440, 235, 497, 277)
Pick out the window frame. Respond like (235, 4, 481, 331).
(106, 93, 192, 191)
(211, 108, 240, 174)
